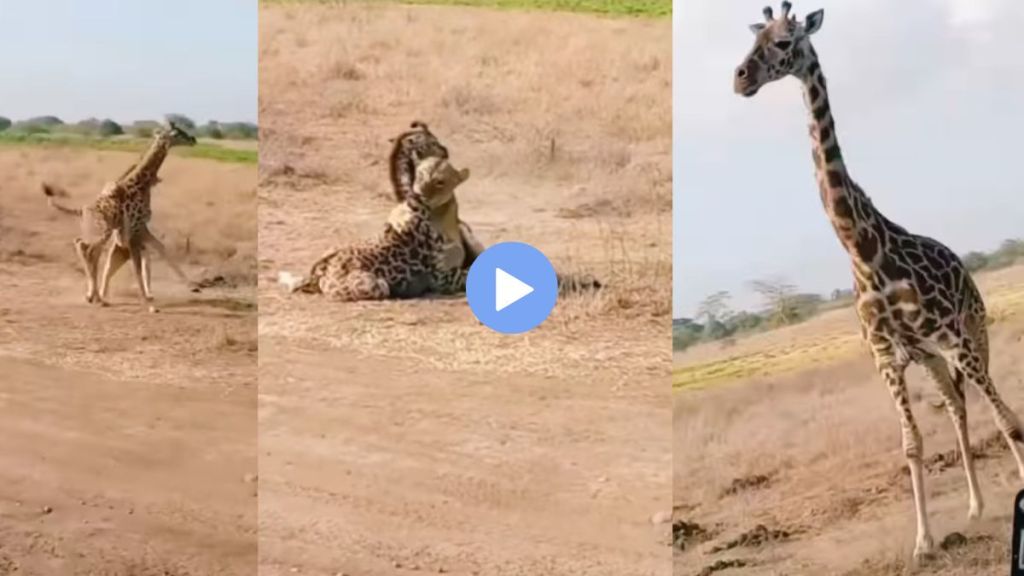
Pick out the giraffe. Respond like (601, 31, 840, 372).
(386, 121, 485, 270)
(293, 156, 471, 300)
(385, 121, 601, 294)
(42, 121, 198, 312)
(734, 2, 1024, 559)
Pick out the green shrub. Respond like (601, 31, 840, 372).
(129, 120, 160, 138)
(98, 119, 123, 137)
(199, 122, 225, 140)
(218, 121, 258, 140)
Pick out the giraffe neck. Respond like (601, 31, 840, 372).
(121, 138, 170, 189)
(799, 53, 894, 270)
(405, 190, 432, 220)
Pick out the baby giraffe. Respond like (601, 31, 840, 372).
(734, 2, 1024, 559)
(43, 121, 198, 312)
(294, 156, 471, 300)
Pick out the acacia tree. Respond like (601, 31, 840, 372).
(749, 277, 800, 326)
(696, 290, 732, 324)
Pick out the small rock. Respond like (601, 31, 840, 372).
(243, 473, 258, 484)
(940, 532, 968, 551)
(41, 506, 53, 515)
(650, 510, 671, 524)
(596, 476, 609, 483)
(437, 568, 447, 574)
(289, 568, 299, 574)
(393, 561, 402, 569)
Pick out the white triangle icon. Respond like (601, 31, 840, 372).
(495, 267, 534, 312)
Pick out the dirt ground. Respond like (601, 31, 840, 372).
(258, 3, 671, 575)
(0, 146, 258, 574)
(673, 265, 1024, 576)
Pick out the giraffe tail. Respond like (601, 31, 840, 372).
(278, 271, 320, 294)
(41, 183, 83, 216)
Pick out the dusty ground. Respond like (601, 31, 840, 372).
(259, 3, 671, 575)
(673, 265, 1024, 576)
(0, 146, 257, 574)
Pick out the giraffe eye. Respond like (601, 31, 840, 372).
(773, 40, 792, 51)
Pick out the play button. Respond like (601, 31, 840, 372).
(495, 268, 533, 312)
(466, 241, 557, 334)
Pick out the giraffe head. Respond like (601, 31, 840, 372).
(155, 120, 198, 148)
(412, 156, 470, 209)
(734, 2, 824, 97)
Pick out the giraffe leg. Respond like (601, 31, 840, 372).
(922, 355, 983, 519)
(953, 349, 1024, 480)
(323, 271, 389, 301)
(140, 228, 201, 293)
(127, 240, 157, 313)
(880, 363, 934, 559)
(431, 267, 468, 295)
(99, 243, 129, 304)
(141, 247, 154, 300)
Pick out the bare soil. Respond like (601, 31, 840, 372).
(674, 265, 1024, 576)
(0, 146, 257, 575)
(258, 3, 671, 575)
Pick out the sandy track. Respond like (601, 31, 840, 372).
(259, 3, 671, 575)
(673, 266, 1024, 576)
(0, 147, 257, 574)
(259, 339, 669, 576)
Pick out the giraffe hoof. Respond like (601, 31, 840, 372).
(913, 535, 935, 561)
(968, 504, 983, 520)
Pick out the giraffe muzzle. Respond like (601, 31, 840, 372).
(734, 65, 760, 97)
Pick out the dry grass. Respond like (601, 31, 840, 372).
(674, 265, 1024, 390)
(0, 146, 257, 386)
(674, 266, 1024, 574)
(258, 2, 671, 378)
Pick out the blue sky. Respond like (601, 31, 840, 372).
(673, 0, 1024, 317)
(0, 0, 256, 124)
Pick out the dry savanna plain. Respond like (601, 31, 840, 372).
(674, 264, 1024, 576)
(0, 140, 258, 575)
(258, 1, 671, 575)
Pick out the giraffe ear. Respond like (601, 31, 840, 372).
(749, 22, 767, 35)
(803, 9, 824, 35)
(458, 168, 470, 183)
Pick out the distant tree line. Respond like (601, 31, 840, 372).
(674, 237, 1024, 351)
(0, 114, 257, 140)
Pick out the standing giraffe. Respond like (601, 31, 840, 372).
(43, 121, 198, 312)
(733, 2, 1024, 559)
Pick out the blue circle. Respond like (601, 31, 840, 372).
(466, 241, 558, 334)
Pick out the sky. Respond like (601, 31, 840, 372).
(0, 0, 256, 125)
(673, 0, 1024, 317)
